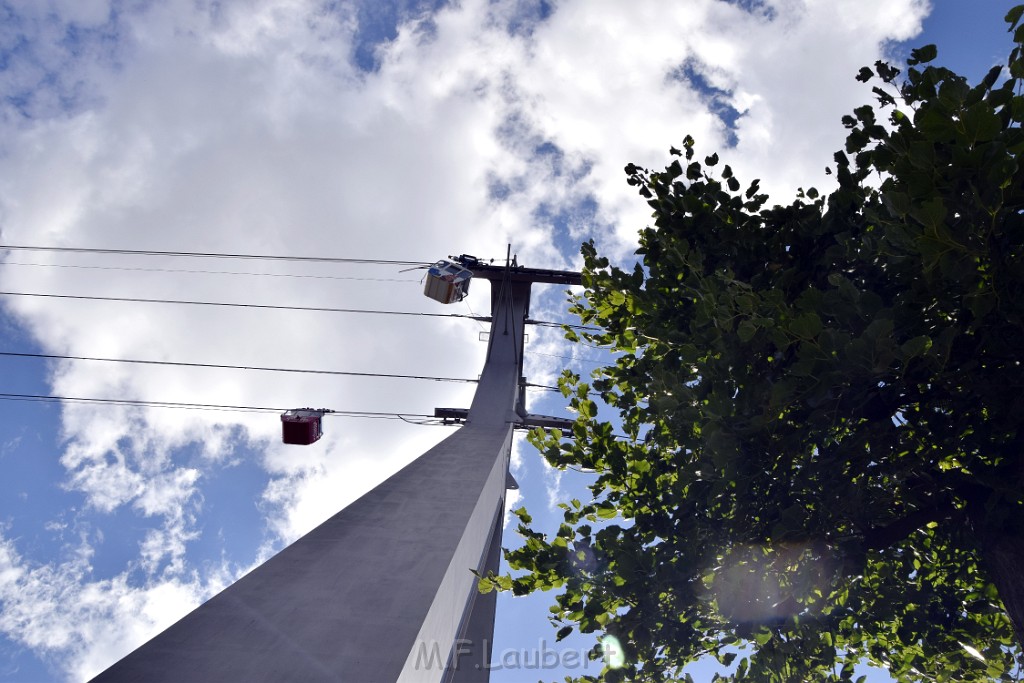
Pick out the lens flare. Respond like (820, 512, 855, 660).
(600, 635, 625, 669)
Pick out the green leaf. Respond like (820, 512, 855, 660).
(962, 103, 1003, 142)
(513, 506, 532, 524)
(900, 335, 932, 359)
(578, 399, 596, 419)
(737, 320, 758, 342)
(909, 197, 947, 229)
(908, 141, 935, 169)
(790, 312, 822, 339)
(1008, 5, 1024, 28)
(987, 156, 1018, 189)
(882, 191, 911, 217)
(918, 108, 955, 139)
(907, 44, 938, 65)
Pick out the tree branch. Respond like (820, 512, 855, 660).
(861, 500, 956, 550)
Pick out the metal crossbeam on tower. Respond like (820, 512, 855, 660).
(90, 253, 581, 683)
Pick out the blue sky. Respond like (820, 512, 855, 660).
(0, 0, 1018, 681)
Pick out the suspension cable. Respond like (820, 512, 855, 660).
(0, 351, 479, 384)
(0, 290, 591, 330)
(525, 350, 605, 364)
(0, 261, 419, 282)
(0, 392, 448, 421)
(525, 318, 599, 331)
(0, 291, 489, 320)
(0, 244, 429, 267)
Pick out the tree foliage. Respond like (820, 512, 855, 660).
(484, 8, 1024, 682)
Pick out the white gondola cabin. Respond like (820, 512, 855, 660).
(423, 260, 473, 304)
(281, 409, 325, 445)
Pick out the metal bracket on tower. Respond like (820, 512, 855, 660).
(433, 407, 575, 435)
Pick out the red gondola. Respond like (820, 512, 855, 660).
(281, 409, 325, 445)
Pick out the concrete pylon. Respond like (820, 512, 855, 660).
(90, 260, 581, 683)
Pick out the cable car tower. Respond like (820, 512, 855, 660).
(92, 249, 581, 683)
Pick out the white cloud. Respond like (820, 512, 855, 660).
(503, 485, 523, 528)
(0, 529, 237, 681)
(0, 0, 929, 677)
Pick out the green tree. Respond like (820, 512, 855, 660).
(485, 8, 1024, 682)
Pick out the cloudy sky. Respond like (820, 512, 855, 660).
(0, 0, 1016, 680)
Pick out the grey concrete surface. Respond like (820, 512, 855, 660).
(89, 266, 569, 683)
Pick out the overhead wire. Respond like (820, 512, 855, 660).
(525, 318, 599, 331)
(0, 261, 419, 282)
(0, 245, 597, 418)
(461, 298, 489, 333)
(0, 291, 490, 321)
(524, 382, 562, 392)
(0, 291, 589, 330)
(0, 351, 479, 384)
(0, 391, 451, 422)
(0, 245, 589, 328)
(526, 350, 606, 365)
(0, 244, 428, 267)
